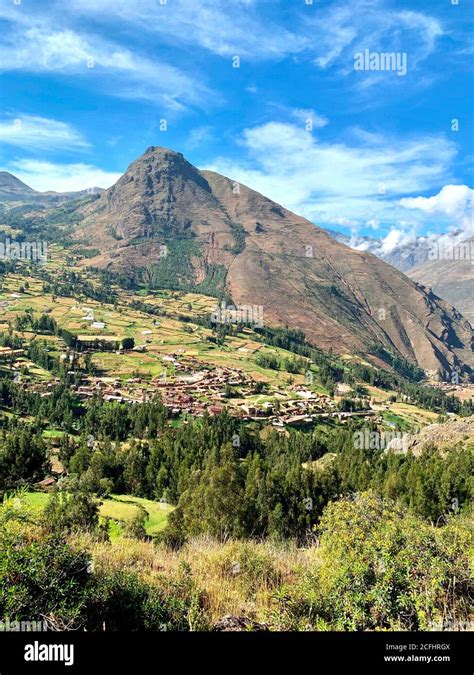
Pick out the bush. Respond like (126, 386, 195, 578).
(122, 505, 147, 540)
(276, 493, 472, 631)
(43, 489, 100, 534)
(0, 529, 92, 630)
(0, 517, 209, 631)
(85, 562, 210, 631)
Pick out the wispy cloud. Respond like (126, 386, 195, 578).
(67, 0, 310, 60)
(308, 1, 443, 69)
(0, 114, 89, 152)
(291, 108, 328, 130)
(187, 126, 213, 149)
(0, 14, 213, 110)
(204, 121, 457, 230)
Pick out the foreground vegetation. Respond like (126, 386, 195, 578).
(1, 492, 471, 631)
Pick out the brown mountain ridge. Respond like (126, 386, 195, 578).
(73, 146, 474, 379)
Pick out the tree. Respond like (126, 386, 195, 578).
(0, 429, 49, 491)
(168, 444, 245, 542)
(43, 487, 100, 534)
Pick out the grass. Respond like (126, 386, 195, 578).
(4, 491, 173, 539)
(42, 429, 66, 439)
(14, 491, 49, 513)
(105, 494, 173, 535)
(82, 533, 314, 625)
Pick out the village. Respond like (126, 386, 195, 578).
(0, 341, 382, 428)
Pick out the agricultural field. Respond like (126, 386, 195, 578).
(6, 491, 173, 539)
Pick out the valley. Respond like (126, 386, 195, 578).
(0, 151, 472, 636)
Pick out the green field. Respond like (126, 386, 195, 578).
(4, 491, 173, 538)
(100, 494, 173, 537)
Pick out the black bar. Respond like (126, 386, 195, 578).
(0, 631, 470, 674)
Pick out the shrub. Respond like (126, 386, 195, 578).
(0, 519, 209, 631)
(122, 505, 147, 540)
(0, 529, 92, 630)
(215, 541, 282, 597)
(85, 562, 210, 631)
(43, 489, 100, 534)
(275, 493, 472, 631)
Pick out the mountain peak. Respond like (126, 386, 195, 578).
(142, 145, 183, 159)
(125, 145, 205, 183)
(74, 145, 474, 378)
(0, 171, 36, 197)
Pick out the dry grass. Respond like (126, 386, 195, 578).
(74, 534, 318, 624)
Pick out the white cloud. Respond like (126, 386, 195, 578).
(400, 185, 474, 236)
(378, 228, 418, 255)
(291, 108, 328, 129)
(0, 115, 89, 152)
(67, 0, 310, 60)
(5, 159, 121, 192)
(0, 21, 212, 110)
(204, 121, 457, 227)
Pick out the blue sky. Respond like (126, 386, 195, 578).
(0, 0, 472, 249)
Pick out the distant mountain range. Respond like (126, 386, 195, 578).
(1, 150, 472, 378)
(325, 229, 474, 326)
(0, 171, 103, 203)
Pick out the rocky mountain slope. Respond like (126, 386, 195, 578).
(326, 229, 474, 326)
(72, 146, 473, 379)
(409, 237, 474, 327)
(389, 416, 474, 456)
(0, 171, 37, 200)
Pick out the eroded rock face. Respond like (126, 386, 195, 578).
(74, 146, 474, 378)
(212, 615, 269, 632)
(396, 416, 474, 456)
(409, 237, 474, 328)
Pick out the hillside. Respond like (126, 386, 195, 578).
(71, 146, 473, 379)
(0, 171, 37, 200)
(409, 237, 474, 327)
(401, 416, 474, 455)
(326, 229, 474, 327)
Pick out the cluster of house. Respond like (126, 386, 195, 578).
(429, 381, 471, 393)
(142, 357, 256, 416)
(65, 356, 256, 416)
(0, 346, 25, 361)
(7, 345, 381, 427)
(238, 386, 377, 427)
